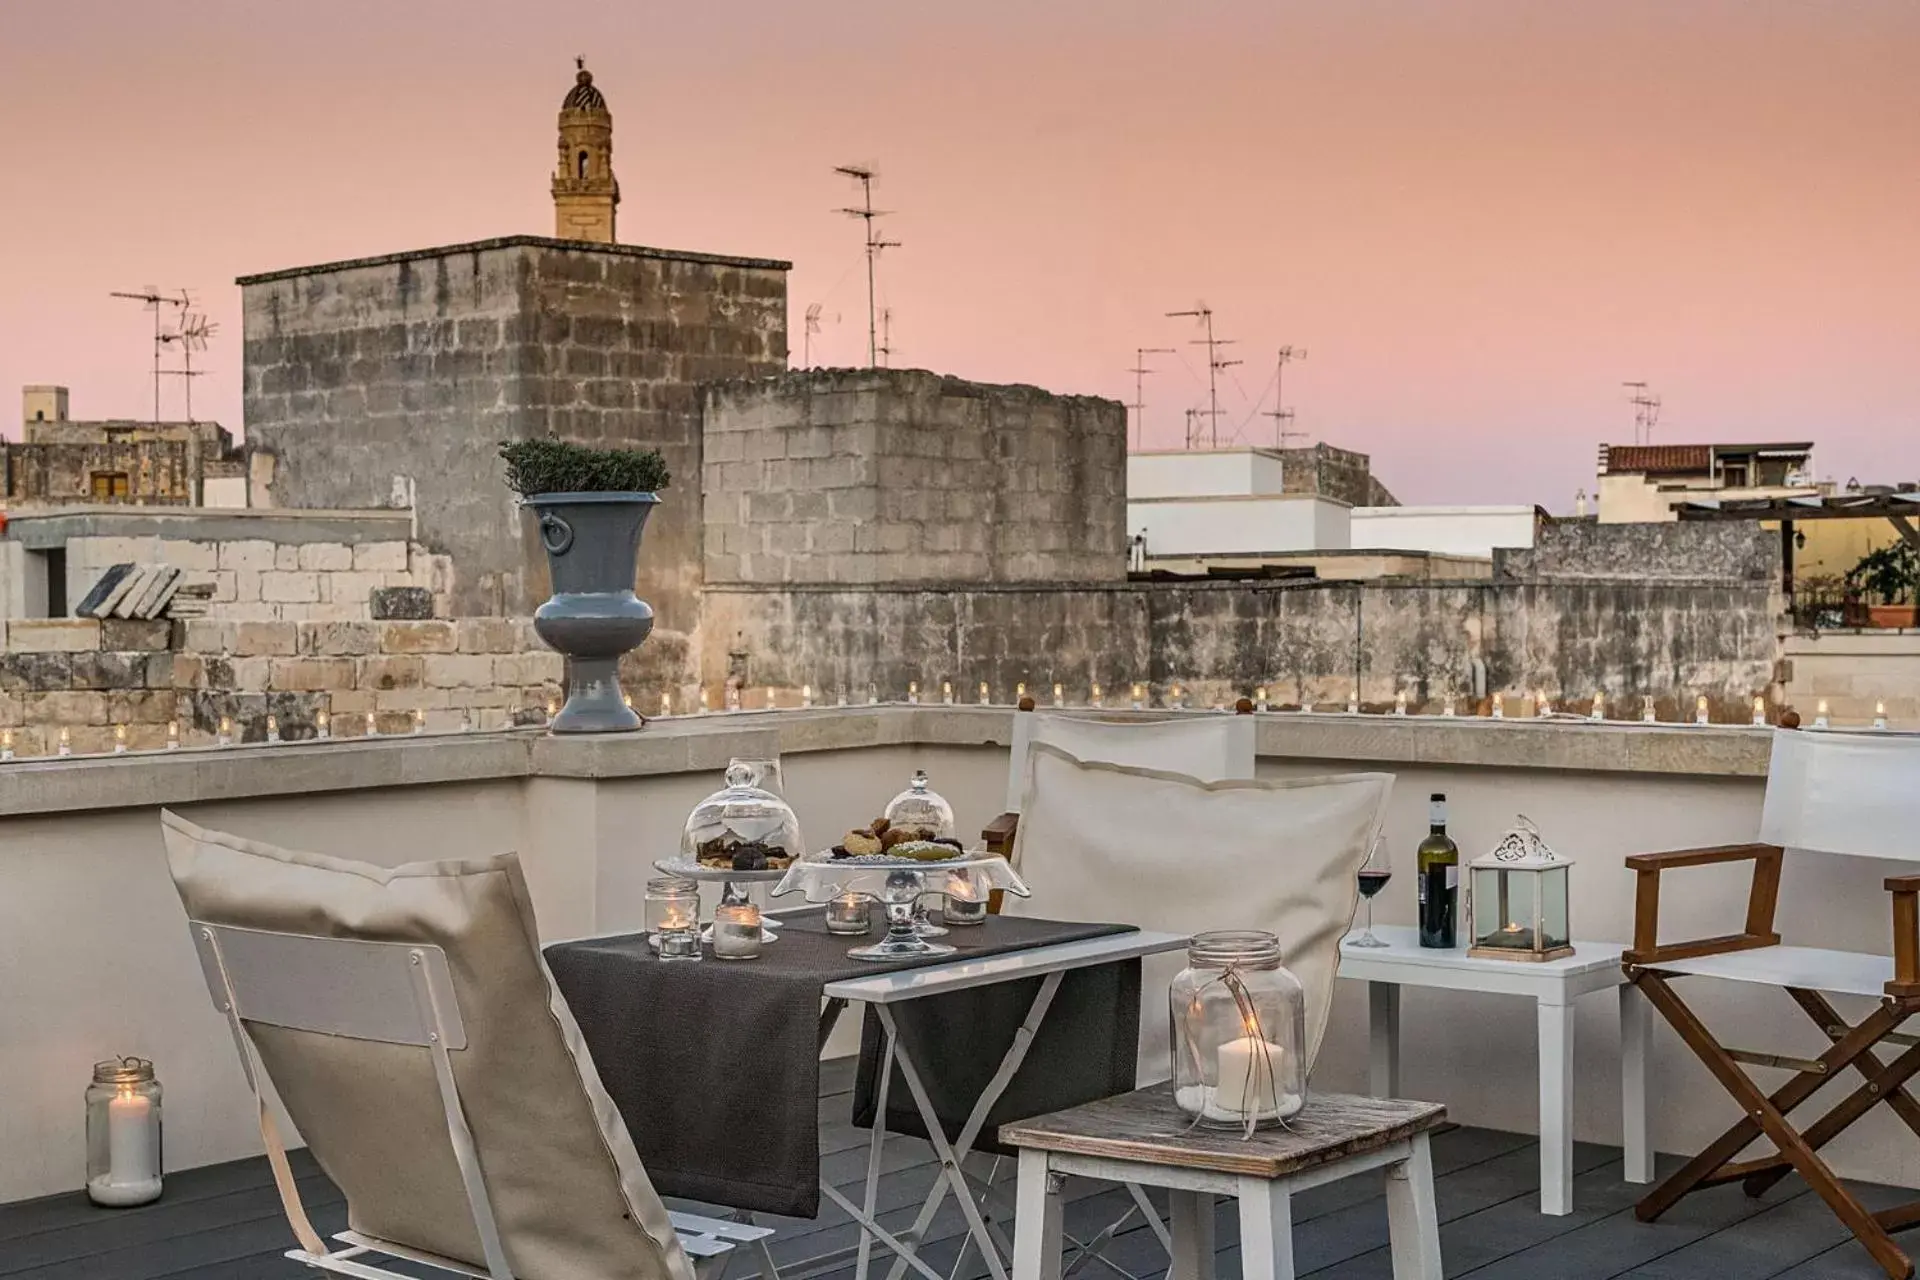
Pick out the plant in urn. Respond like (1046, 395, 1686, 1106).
(501, 439, 669, 733)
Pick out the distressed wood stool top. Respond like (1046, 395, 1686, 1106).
(1000, 1087, 1447, 1180)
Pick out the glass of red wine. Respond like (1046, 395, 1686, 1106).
(1350, 837, 1392, 948)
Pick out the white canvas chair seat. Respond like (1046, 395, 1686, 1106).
(1003, 742, 1393, 1083)
(1625, 728, 1920, 1280)
(161, 810, 773, 1280)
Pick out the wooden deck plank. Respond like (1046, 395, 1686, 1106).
(1615, 1179, 1915, 1280)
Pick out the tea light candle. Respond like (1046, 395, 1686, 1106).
(217, 716, 232, 746)
(113, 725, 128, 753)
(1090, 682, 1103, 707)
(1131, 682, 1145, 710)
(547, 697, 559, 721)
(1016, 681, 1027, 702)
(712, 904, 763, 960)
(979, 681, 991, 705)
(1347, 687, 1360, 714)
(1491, 693, 1504, 719)
(622, 691, 634, 710)
(1170, 683, 1185, 709)
(764, 685, 776, 710)
(57, 728, 71, 757)
(3, 728, 15, 760)
(1590, 692, 1606, 722)
(867, 682, 879, 705)
(1642, 696, 1657, 723)
(908, 680, 920, 704)
(1255, 686, 1268, 712)
(826, 893, 872, 935)
(1535, 690, 1550, 717)
(699, 688, 711, 714)
(1752, 695, 1767, 726)
(1695, 695, 1709, 726)
(413, 707, 427, 734)
(942, 680, 953, 704)
(801, 684, 812, 708)
(1052, 682, 1064, 707)
(365, 710, 378, 737)
(1394, 691, 1408, 716)
(459, 708, 473, 733)
(662, 691, 674, 717)
(266, 714, 280, 743)
(1443, 695, 1457, 717)
(1815, 698, 1830, 728)
(1875, 700, 1889, 730)
(315, 710, 330, 739)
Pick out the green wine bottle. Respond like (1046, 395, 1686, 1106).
(1416, 792, 1459, 948)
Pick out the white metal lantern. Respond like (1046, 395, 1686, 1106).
(1468, 816, 1574, 962)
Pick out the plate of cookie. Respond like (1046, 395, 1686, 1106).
(828, 816, 969, 864)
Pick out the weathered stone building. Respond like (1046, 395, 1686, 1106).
(5, 386, 245, 507)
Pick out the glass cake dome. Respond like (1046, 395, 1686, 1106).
(681, 761, 804, 871)
(882, 770, 956, 841)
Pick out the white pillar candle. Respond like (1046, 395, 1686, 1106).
(1213, 1035, 1285, 1117)
(107, 1090, 157, 1186)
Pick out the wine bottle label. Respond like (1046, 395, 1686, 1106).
(1429, 799, 1446, 827)
(1445, 865, 1458, 889)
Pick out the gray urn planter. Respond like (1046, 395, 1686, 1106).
(523, 491, 658, 733)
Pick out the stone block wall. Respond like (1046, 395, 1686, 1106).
(701, 574, 1780, 720)
(701, 369, 1127, 587)
(0, 617, 563, 755)
(239, 236, 790, 638)
(1493, 519, 1780, 583)
(1276, 443, 1399, 507)
(61, 535, 453, 622)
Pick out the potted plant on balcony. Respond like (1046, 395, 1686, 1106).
(500, 438, 670, 733)
(1847, 543, 1919, 629)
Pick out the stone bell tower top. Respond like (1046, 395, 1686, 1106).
(552, 58, 619, 244)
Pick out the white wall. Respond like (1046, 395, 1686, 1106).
(201, 475, 248, 509)
(1128, 449, 1287, 499)
(1129, 495, 1351, 556)
(1349, 505, 1538, 559)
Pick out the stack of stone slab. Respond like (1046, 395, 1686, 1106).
(74, 564, 184, 621)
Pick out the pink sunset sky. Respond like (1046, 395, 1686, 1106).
(2, 0, 1914, 508)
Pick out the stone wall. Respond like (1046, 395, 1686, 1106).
(1494, 518, 1780, 583)
(1781, 630, 1920, 727)
(702, 575, 1779, 718)
(701, 369, 1127, 586)
(1277, 443, 1399, 507)
(238, 235, 790, 640)
(61, 535, 451, 622)
(0, 616, 565, 755)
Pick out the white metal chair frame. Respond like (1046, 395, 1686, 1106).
(188, 919, 777, 1280)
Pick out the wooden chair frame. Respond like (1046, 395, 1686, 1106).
(1624, 844, 1920, 1280)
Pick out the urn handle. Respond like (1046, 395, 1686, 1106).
(538, 511, 575, 556)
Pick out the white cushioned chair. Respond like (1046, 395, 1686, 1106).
(161, 809, 775, 1280)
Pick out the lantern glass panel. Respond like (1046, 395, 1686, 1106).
(1540, 863, 1571, 951)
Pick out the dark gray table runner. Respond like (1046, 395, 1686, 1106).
(545, 912, 1140, 1217)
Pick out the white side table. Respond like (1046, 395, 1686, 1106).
(1337, 924, 1651, 1215)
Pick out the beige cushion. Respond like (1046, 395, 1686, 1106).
(1005, 712, 1256, 814)
(1003, 743, 1391, 1084)
(160, 810, 692, 1280)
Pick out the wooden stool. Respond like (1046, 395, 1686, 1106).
(1002, 1088, 1446, 1280)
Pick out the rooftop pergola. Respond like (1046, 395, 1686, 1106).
(1673, 490, 1920, 592)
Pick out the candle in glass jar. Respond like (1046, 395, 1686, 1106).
(826, 893, 872, 934)
(1213, 1033, 1285, 1119)
(713, 904, 763, 959)
(106, 1088, 157, 1188)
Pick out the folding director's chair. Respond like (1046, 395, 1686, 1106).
(1624, 727, 1920, 1280)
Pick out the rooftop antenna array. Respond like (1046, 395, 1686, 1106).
(1165, 304, 1238, 448)
(1623, 380, 1662, 445)
(834, 165, 900, 369)
(109, 287, 190, 423)
(1262, 345, 1309, 448)
(1127, 347, 1177, 450)
(160, 312, 218, 424)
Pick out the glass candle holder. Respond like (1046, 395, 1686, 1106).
(1170, 931, 1305, 1132)
(712, 904, 764, 960)
(646, 877, 701, 961)
(86, 1057, 163, 1206)
(826, 893, 873, 935)
(943, 896, 988, 926)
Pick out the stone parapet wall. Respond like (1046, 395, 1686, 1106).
(62, 534, 452, 622)
(0, 617, 562, 755)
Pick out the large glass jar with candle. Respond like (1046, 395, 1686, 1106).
(1169, 932, 1306, 1131)
(86, 1056, 163, 1206)
(682, 762, 804, 871)
(882, 770, 956, 841)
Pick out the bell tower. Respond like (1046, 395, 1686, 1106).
(552, 58, 619, 243)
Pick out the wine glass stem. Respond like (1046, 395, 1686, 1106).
(1366, 897, 1376, 936)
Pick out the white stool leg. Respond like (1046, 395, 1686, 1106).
(1369, 982, 1402, 1098)
(1234, 1177, 1294, 1280)
(1012, 1150, 1063, 1280)
(1620, 982, 1653, 1184)
(1385, 1133, 1443, 1280)
(1538, 997, 1575, 1215)
(1168, 1190, 1215, 1280)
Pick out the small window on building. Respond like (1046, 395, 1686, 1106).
(90, 472, 130, 499)
(578, 150, 590, 179)
(34, 409, 44, 421)
(1722, 462, 1749, 488)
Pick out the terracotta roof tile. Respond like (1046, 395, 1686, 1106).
(1603, 444, 1712, 475)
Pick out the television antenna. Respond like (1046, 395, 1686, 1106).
(160, 313, 218, 424)
(110, 287, 190, 423)
(802, 303, 822, 368)
(878, 307, 897, 368)
(1165, 304, 1238, 448)
(1127, 347, 1177, 450)
(1623, 380, 1661, 445)
(835, 165, 901, 368)
(1262, 346, 1309, 448)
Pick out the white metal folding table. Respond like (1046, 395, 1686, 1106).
(818, 929, 1189, 1280)
(1336, 924, 1651, 1215)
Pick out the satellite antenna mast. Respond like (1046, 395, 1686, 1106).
(1623, 380, 1662, 445)
(877, 308, 896, 368)
(1165, 304, 1239, 448)
(1262, 346, 1309, 448)
(110, 287, 189, 423)
(160, 312, 218, 424)
(834, 165, 900, 369)
(802, 303, 822, 368)
(1128, 347, 1176, 450)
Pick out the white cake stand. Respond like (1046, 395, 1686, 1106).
(653, 860, 790, 942)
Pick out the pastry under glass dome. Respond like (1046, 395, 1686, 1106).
(882, 770, 956, 842)
(681, 761, 803, 872)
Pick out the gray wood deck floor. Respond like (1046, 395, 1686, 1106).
(1, 1058, 1905, 1279)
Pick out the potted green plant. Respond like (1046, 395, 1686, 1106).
(500, 439, 671, 732)
(1847, 543, 1919, 629)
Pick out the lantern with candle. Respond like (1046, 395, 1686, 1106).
(645, 877, 702, 960)
(1468, 816, 1574, 962)
(1169, 931, 1306, 1132)
(86, 1056, 163, 1206)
